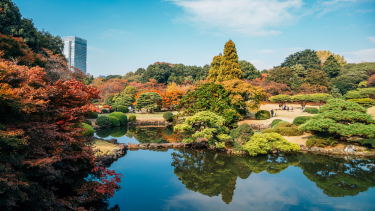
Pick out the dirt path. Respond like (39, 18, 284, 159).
(282, 134, 313, 146)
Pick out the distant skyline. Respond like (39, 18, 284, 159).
(13, 0, 375, 77)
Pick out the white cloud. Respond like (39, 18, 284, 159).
(356, 9, 373, 13)
(259, 49, 275, 53)
(342, 48, 375, 63)
(367, 36, 375, 44)
(168, 0, 303, 36)
(250, 60, 274, 70)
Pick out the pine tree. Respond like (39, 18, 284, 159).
(330, 85, 342, 98)
(323, 55, 340, 78)
(216, 40, 243, 82)
(207, 53, 222, 82)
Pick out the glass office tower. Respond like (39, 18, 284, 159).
(62, 36, 87, 74)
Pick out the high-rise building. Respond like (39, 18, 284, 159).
(62, 36, 87, 74)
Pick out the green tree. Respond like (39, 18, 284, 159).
(316, 50, 347, 67)
(290, 64, 306, 77)
(135, 92, 163, 113)
(291, 94, 312, 107)
(174, 111, 231, 146)
(269, 94, 292, 107)
(121, 85, 137, 98)
(300, 98, 375, 139)
(123, 71, 134, 79)
(291, 74, 304, 91)
(359, 87, 375, 100)
(105, 75, 122, 80)
(330, 85, 342, 98)
(216, 40, 243, 82)
(323, 55, 340, 78)
(267, 66, 294, 87)
(207, 53, 222, 81)
(135, 67, 146, 75)
(84, 75, 94, 85)
(281, 49, 322, 70)
(177, 83, 240, 127)
(332, 71, 368, 95)
(239, 60, 260, 80)
(310, 93, 333, 107)
(305, 69, 331, 88)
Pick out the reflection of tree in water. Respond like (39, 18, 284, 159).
(110, 127, 128, 137)
(171, 149, 300, 204)
(298, 153, 375, 197)
(134, 127, 166, 143)
(96, 129, 111, 138)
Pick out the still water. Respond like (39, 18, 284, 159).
(95, 128, 375, 211)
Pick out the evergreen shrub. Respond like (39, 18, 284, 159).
(347, 98, 375, 108)
(272, 121, 290, 129)
(82, 123, 94, 137)
(229, 123, 254, 142)
(108, 116, 120, 127)
(306, 136, 338, 148)
(89, 112, 98, 119)
(95, 116, 111, 128)
(271, 119, 283, 128)
(109, 112, 127, 126)
(84, 119, 92, 126)
(255, 110, 271, 120)
(303, 107, 319, 114)
(102, 109, 109, 113)
(163, 111, 174, 122)
(117, 105, 129, 113)
(293, 116, 312, 126)
(262, 126, 303, 136)
(129, 115, 136, 123)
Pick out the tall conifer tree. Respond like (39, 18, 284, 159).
(323, 55, 340, 78)
(207, 53, 222, 82)
(216, 40, 243, 82)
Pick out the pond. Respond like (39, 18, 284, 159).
(95, 127, 375, 211)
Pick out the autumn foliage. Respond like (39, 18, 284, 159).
(0, 54, 122, 210)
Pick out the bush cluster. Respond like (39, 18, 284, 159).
(255, 110, 271, 120)
(82, 123, 95, 137)
(271, 119, 283, 128)
(89, 112, 98, 119)
(293, 116, 312, 126)
(306, 136, 338, 148)
(262, 126, 303, 136)
(303, 107, 319, 114)
(272, 121, 290, 129)
(102, 109, 109, 113)
(230, 123, 254, 143)
(163, 111, 174, 122)
(108, 116, 120, 127)
(84, 119, 92, 126)
(347, 98, 375, 108)
(109, 112, 128, 126)
(95, 116, 111, 128)
(117, 105, 129, 113)
(129, 114, 136, 123)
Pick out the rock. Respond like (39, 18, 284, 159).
(320, 149, 327, 154)
(160, 143, 173, 148)
(356, 152, 365, 156)
(149, 143, 161, 149)
(108, 139, 118, 144)
(192, 142, 205, 148)
(310, 147, 321, 152)
(196, 137, 207, 143)
(139, 143, 149, 149)
(129, 148, 139, 151)
(172, 143, 184, 148)
(344, 145, 356, 154)
(354, 146, 368, 152)
(92, 126, 99, 130)
(184, 143, 192, 148)
(271, 150, 277, 154)
(128, 143, 139, 149)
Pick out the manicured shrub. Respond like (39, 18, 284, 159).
(272, 121, 290, 129)
(271, 119, 283, 128)
(347, 98, 375, 108)
(163, 111, 174, 122)
(95, 116, 111, 128)
(293, 116, 312, 126)
(117, 105, 129, 113)
(362, 139, 375, 148)
(111, 107, 116, 112)
(303, 107, 318, 114)
(82, 123, 94, 137)
(89, 112, 98, 119)
(262, 126, 303, 136)
(109, 112, 128, 126)
(229, 123, 254, 142)
(306, 135, 338, 148)
(84, 119, 92, 125)
(129, 114, 136, 123)
(108, 116, 120, 127)
(255, 110, 271, 120)
(102, 109, 109, 113)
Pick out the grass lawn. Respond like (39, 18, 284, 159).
(91, 139, 118, 156)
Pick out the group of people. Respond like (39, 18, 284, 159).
(270, 105, 294, 117)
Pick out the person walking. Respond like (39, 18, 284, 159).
(287, 106, 289, 112)
(274, 109, 277, 117)
(291, 106, 293, 112)
(271, 109, 274, 117)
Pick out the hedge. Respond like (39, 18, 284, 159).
(306, 136, 338, 148)
(129, 114, 136, 123)
(89, 112, 98, 119)
(82, 123, 94, 137)
(84, 119, 92, 126)
(108, 116, 120, 127)
(255, 110, 271, 120)
(117, 105, 129, 113)
(303, 107, 319, 114)
(271, 119, 283, 128)
(262, 126, 303, 136)
(347, 98, 375, 108)
(293, 116, 312, 126)
(109, 112, 127, 126)
(163, 111, 174, 122)
(95, 116, 111, 128)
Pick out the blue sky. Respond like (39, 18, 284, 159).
(13, 0, 375, 77)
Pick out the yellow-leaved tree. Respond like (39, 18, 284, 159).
(316, 50, 347, 67)
(207, 53, 222, 82)
(220, 79, 266, 113)
(165, 82, 187, 109)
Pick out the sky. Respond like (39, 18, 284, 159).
(13, 0, 375, 77)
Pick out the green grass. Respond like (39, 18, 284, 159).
(98, 111, 178, 119)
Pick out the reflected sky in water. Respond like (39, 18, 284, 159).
(107, 149, 375, 211)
